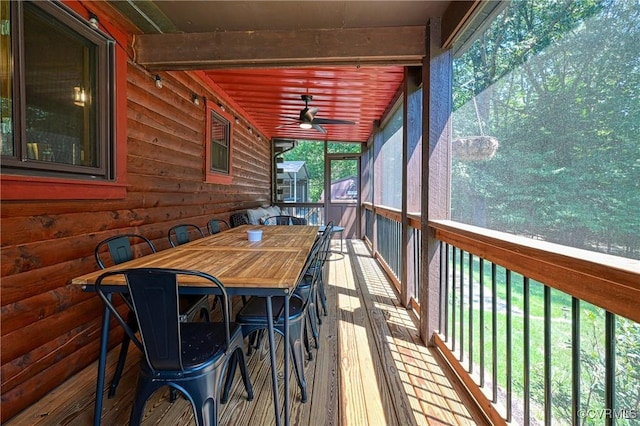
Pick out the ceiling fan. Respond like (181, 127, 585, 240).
(278, 94, 355, 133)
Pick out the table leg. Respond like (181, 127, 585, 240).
(284, 296, 290, 426)
(265, 296, 281, 426)
(94, 298, 111, 426)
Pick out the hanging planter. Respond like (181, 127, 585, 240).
(452, 94, 499, 161)
(452, 135, 499, 161)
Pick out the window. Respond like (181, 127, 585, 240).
(1, 0, 115, 181)
(205, 103, 233, 184)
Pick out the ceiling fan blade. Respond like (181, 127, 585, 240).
(275, 122, 299, 129)
(312, 117, 355, 125)
(278, 114, 300, 121)
(312, 123, 327, 133)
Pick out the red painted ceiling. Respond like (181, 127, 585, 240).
(205, 66, 404, 143)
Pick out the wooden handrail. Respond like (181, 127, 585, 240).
(429, 219, 640, 323)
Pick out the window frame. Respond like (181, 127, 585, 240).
(204, 102, 234, 185)
(0, 0, 126, 200)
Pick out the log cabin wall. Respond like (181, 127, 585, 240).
(0, 2, 271, 421)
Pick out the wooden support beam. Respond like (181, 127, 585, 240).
(441, 0, 483, 49)
(133, 26, 426, 70)
(420, 17, 452, 344)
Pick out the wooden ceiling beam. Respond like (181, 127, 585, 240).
(133, 26, 426, 70)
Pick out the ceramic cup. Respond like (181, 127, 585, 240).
(247, 229, 262, 242)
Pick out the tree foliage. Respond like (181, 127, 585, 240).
(452, 0, 640, 258)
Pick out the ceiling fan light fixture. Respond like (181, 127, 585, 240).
(299, 122, 313, 130)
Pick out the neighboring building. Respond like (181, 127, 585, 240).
(277, 160, 309, 202)
(319, 175, 358, 202)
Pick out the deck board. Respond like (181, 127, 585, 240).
(6, 239, 479, 426)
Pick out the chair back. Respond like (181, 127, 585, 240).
(168, 224, 205, 247)
(230, 212, 250, 227)
(207, 219, 230, 235)
(95, 268, 231, 373)
(291, 237, 324, 302)
(95, 234, 156, 269)
(320, 221, 334, 261)
(263, 215, 294, 225)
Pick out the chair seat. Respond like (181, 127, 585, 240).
(179, 322, 243, 369)
(236, 296, 305, 324)
(293, 275, 313, 299)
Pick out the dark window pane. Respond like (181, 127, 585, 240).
(209, 110, 229, 173)
(0, 0, 13, 156)
(23, 2, 97, 167)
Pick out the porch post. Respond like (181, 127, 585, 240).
(420, 17, 452, 343)
(402, 67, 423, 308)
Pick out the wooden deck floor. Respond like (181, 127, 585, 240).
(7, 239, 479, 426)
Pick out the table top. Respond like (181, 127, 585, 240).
(72, 225, 319, 290)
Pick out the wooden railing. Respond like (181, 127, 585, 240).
(362, 205, 640, 424)
(277, 203, 324, 226)
(430, 220, 640, 324)
(430, 220, 640, 425)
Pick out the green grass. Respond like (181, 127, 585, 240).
(441, 252, 636, 424)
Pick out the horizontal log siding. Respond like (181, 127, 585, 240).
(0, 14, 271, 420)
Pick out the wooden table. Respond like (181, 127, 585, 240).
(73, 224, 319, 426)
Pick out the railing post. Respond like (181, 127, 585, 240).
(420, 16, 452, 343)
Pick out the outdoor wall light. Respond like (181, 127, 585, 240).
(235, 117, 240, 124)
(88, 13, 99, 29)
(248, 127, 253, 134)
(155, 75, 162, 89)
(73, 86, 86, 107)
(218, 103, 225, 111)
(192, 94, 200, 105)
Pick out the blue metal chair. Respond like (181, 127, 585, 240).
(94, 233, 156, 398)
(207, 218, 247, 309)
(95, 268, 253, 426)
(314, 222, 334, 319)
(167, 224, 213, 322)
(168, 223, 206, 247)
(228, 237, 323, 403)
(296, 221, 334, 352)
(207, 219, 230, 235)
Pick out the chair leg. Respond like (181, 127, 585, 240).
(318, 276, 328, 317)
(303, 321, 313, 361)
(181, 379, 219, 426)
(288, 322, 308, 403)
(307, 305, 320, 350)
(221, 352, 238, 404)
(109, 310, 136, 398)
(235, 347, 254, 401)
(222, 347, 254, 403)
(169, 388, 179, 403)
(129, 375, 160, 426)
(247, 329, 265, 356)
(108, 335, 130, 398)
